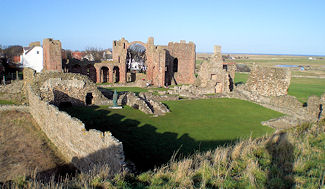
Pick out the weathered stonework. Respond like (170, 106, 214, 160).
(245, 65, 291, 96)
(43, 38, 62, 72)
(28, 71, 109, 106)
(196, 46, 235, 94)
(22, 68, 125, 174)
(0, 80, 26, 104)
(117, 92, 169, 116)
(231, 85, 325, 122)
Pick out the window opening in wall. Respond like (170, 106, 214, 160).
(126, 43, 146, 74)
(223, 65, 228, 71)
(37, 51, 39, 54)
(173, 58, 178, 72)
(118, 56, 120, 63)
(86, 93, 93, 105)
(114, 41, 116, 46)
(123, 43, 126, 49)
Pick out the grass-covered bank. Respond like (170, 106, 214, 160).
(4, 118, 325, 188)
(60, 98, 281, 171)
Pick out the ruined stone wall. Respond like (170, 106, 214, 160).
(112, 38, 128, 83)
(196, 45, 233, 94)
(166, 41, 196, 85)
(245, 65, 291, 96)
(232, 85, 324, 122)
(23, 71, 124, 174)
(43, 38, 62, 72)
(35, 72, 108, 106)
(111, 37, 196, 87)
(150, 47, 166, 87)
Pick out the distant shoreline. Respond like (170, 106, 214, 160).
(197, 52, 325, 57)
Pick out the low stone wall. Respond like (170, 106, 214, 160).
(25, 74, 124, 175)
(232, 85, 324, 122)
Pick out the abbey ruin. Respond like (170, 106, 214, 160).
(0, 37, 324, 177)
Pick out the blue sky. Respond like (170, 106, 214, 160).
(1, 0, 325, 55)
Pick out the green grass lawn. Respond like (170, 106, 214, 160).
(0, 99, 14, 105)
(235, 72, 325, 102)
(288, 77, 325, 102)
(234, 72, 249, 84)
(61, 98, 281, 171)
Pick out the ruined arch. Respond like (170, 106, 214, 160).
(126, 41, 147, 49)
(113, 66, 120, 83)
(126, 43, 147, 73)
(100, 66, 109, 83)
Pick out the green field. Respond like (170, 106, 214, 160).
(288, 77, 325, 102)
(235, 73, 325, 102)
(61, 98, 281, 171)
(0, 99, 14, 105)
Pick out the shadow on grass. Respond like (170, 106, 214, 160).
(266, 132, 294, 188)
(59, 105, 236, 172)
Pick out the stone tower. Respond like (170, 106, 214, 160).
(43, 38, 62, 72)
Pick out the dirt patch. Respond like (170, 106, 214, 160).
(0, 110, 75, 182)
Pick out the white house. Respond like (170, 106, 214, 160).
(20, 46, 43, 72)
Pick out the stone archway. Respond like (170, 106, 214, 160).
(100, 66, 109, 83)
(113, 66, 120, 83)
(126, 43, 147, 83)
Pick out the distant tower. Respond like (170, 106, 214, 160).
(43, 38, 62, 72)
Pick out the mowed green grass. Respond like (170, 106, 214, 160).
(235, 72, 325, 102)
(0, 99, 14, 105)
(62, 98, 281, 171)
(288, 77, 325, 102)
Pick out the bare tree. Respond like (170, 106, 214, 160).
(84, 47, 104, 62)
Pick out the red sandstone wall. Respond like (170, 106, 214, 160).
(43, 38, 62, 72)
(167, 41, 196, 85)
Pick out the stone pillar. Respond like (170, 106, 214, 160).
(109, 68, 113, 83)
(95, 67, 100, 83)
(43, 38, 62, 72)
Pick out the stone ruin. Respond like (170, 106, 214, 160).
(166, 45, 236, 97)
(43, 38, 62, 72)
(231, 65, 324, 128)
(196, 45, 236, 94)
(62, 37, 196, 87)
(21, 68, 125, 175)
(245, 65, 291, 96)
